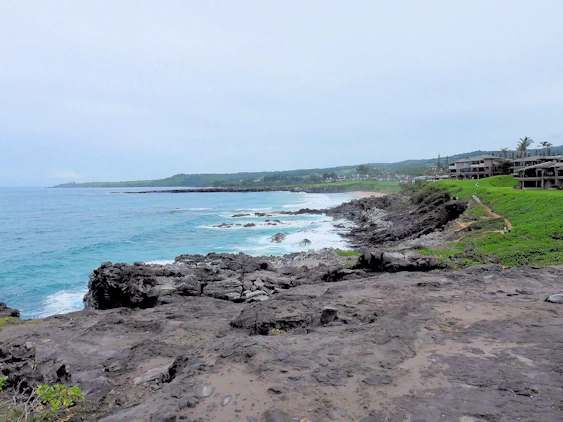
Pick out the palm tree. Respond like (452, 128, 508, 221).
(517, 137, 534, 159)
(539, 141, 553, 156)
(500, 147, 509, 158)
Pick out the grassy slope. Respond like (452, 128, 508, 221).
(298, 180, 400, 193)
(425, 176, 563, 266)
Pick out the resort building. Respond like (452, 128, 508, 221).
(513, 155, 563, 189)
(448, 155, 504, 179)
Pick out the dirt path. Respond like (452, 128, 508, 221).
(453, 198, 514, 236)
(481, 202, 513, 230)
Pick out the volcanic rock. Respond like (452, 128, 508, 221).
(0, 302, 20, 318)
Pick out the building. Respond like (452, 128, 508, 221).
(448, 155, 504, 179)
(513, 155, 563, 189)
(412, 175, 449, 183)
(513, 155, 561, 172)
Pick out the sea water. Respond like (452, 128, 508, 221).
(0, 187, 353, 319)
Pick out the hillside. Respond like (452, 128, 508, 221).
(53, 146, 563, 188)
(415, 176, 563, 266)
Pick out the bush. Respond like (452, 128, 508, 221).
(0, 382, 84, 421)
(36, 384, 84, 412)
(335, 249, 361, 257)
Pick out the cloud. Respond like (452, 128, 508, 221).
(0, 1, 562, 185)
(51, 169, 83, 179)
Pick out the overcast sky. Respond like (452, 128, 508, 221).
(1, 1, 562, 186)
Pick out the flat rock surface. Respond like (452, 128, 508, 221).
(2, 264, 563, 421)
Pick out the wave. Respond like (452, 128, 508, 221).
(37, 288, 87, 318)
(197, 218, 329, 231)
(232, 218, 351, 256)
(281, 193, 353, 210)
(144, 259, 175, 265)
(233, 207, 273, 212)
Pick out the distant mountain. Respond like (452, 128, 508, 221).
(53, 145, 563, 188)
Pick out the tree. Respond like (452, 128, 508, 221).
(539, 141, 553, 156)
(500, 147, 509, 158)
(356, 165, 371, 176)
(517, 137, 534, 159)
(307, 174, 322, 183)
(494, 159, 514, 175)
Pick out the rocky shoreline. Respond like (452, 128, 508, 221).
(1, 192, 562, 421)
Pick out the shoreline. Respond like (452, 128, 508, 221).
(3, 189, 563, 421)
(349, 190, 388, 198)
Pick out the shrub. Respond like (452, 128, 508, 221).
(335, 249, 360, 257)
(0, 382, 85, 421)
(36, 384, 84, 412)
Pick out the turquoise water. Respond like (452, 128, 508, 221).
(0, 188, 353, 319)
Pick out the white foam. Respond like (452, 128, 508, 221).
(198, 218, 327, 230)
(232, 218, 352, 256)
(234, 207, 273, 212)
(171, 207, 211, 212)
(39, 289, 87, 318)
(282, 193, 354, 210)
(144, 259, 175, 265)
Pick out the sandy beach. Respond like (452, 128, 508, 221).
(349, 191, 388, 198)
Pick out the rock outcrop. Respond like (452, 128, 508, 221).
(325, 192, 467, 248)
(0, 302, 20, 318)
(84, 250, 352, 310)
(355, 249, 445, 272)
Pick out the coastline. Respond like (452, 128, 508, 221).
(1, 189, 354, 319)
(349, 190, 388, 198)
(2, 190, 563, 421)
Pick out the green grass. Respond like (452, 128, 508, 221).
(0, 317, 42, 329)
(0, 317, 22, 328)
(465, 203, 489, 218)
(335, 249, 361, 257)
(300, 180, 400, 193)
(422, 176, 563, 267)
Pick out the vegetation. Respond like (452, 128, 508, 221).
(517, 137, 534, 158)
(0, 317, 42, 330)
(417, 176, 563, 267)
(53, 146, 563, 189)
(0, 383, 84, 422)
(299, 180, 400, 193)
(539, 141, 553, 155)
(36, 384, 84, 412)
(335, 249, 361, 257)
(0, 317, 22, 328)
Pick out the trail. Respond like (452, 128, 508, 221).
(453, 197, 513, 235)
(481, 203, 513, 230)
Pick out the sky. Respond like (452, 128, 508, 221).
(1, 1, 562, 186)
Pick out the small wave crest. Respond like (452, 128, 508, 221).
(38, 289, 87, 318)
(233, 218, 351, 255)
(282, 193, 353, 210)
(144, 259, 175, 265)
(198, 218, 326, 231)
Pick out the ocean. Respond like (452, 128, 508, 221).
(0, 187, 353, 319)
